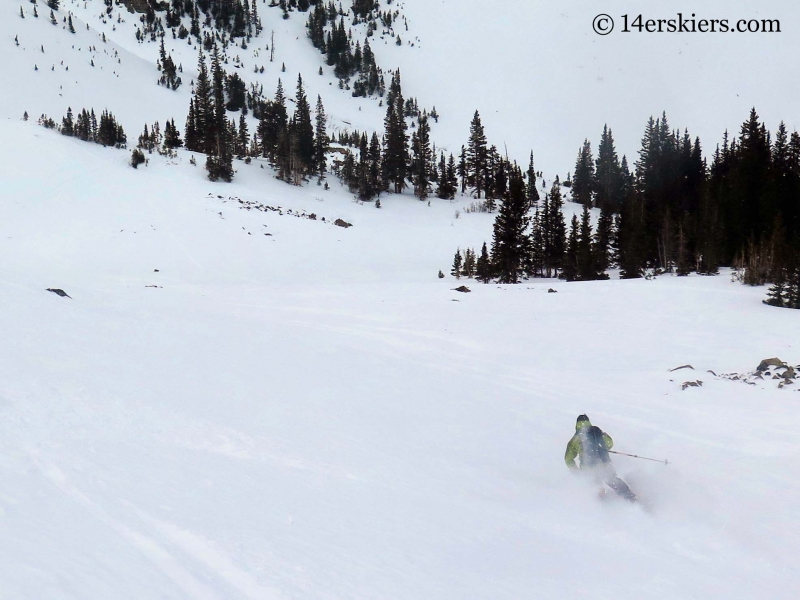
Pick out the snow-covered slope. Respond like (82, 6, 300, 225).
(3, 0, 396, 165)
(7, 0, 800, 178)
(3, 2, 800, 598)
(2, 115, 800, 600)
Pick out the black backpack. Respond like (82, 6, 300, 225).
(581, 426, 610, 466)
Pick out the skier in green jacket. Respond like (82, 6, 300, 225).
(565, 414, 636, 502)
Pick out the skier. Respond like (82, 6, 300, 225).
(564, 414, 637, 502)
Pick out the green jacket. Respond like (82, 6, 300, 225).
(565, 418, 614, 469)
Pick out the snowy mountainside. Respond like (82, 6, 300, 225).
(4, 0, 413, 164)
(2, 119, 800, 599)
(7, 0, 800, 178)
(2, 1, 800, 599)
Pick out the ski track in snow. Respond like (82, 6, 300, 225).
(30, 452, 224, 600)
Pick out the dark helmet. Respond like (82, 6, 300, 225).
(576, 414, 590, 424)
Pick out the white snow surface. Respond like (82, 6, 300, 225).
(2, 2, 800, 599)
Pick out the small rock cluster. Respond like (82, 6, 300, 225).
(214, 195, 352, 229)
(671, 359, 799, 391)
(716, 357, 798, 389)
(681, 380, 703, 391)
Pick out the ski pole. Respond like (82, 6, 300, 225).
(608, 450, 668, 465)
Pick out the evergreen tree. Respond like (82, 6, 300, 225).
(352, 0, 377, 18)
(634, 115, 663, 265)
(526, 204, 544, 277)
(466, 111, 488, 198)
(526, 151, 540, 207)
(382, 71, 408, 193)
(732, 108, 772, 254)
(491, 166, 530, 283)
(594, 206, 614, 276)
(366, 132, 382, 200)
(594, 125, 624, 213)
(697, 186, 721, 275)
(293, 74, 315, 172)
(237, 112, 248, 157)
(458, 145, 467, 194)
(192, 48, 212, 152)
(185, 98, 199, 151)
(446, 154, 458, 198)
(257, 80, 289, 163)
(675, 224, 691, 276)
(130, 148, 146, 168)
(764, 279, 787, 307)
(210, 43, 226, 146)
(314, 95, 329, 176)
(412, 115, 431, 200)
(164, 118, 183, 150)
(158, 37, 182, 89)
(577, 204, 596, 280)
(435, 152, 457, 200)
(224, 73, 246, 111)
(659, 209, 676, 273)
(204, 44, 234, 182)
(543, 178, 567, 277)
(618, 188, 647, 279)
(436, 153, 448, 199)
(572, 140, 595, 207)
(451, 250, 463, 278)
(476, 242, 492, 283)
(61, 106, 74, 136)
(561, 214, 579, 282)
(462, 248, 476, 278)
(786, 265, 800, 309)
